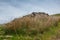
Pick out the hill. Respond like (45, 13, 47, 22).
(4, 12, 60, 34)
(0, 12, 60, 40)
(52, 13, 60, 16)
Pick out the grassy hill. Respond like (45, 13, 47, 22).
(52, 13, 60, 16)
(0, 12, 60, 40)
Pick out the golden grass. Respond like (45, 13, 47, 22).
(4, 13, 60, 34)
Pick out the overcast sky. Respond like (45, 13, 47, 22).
(0, 0, 60, 24)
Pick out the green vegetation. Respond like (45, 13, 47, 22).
(52, 13, 60, 16)
(0, 13, 60, 40)
(0, 22, 60, 40)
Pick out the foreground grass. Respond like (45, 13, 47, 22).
(0, 22, 60, 40)
(0, 13, 60, 40)
(40, 22, 60, 40)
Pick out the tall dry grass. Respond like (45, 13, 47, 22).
(4, 13, 60, 35)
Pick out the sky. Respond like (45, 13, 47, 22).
(0, 0, 60, 24)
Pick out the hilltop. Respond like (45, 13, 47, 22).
(5, 12, 50, 30)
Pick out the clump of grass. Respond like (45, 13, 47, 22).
(0, 26, 5, 35)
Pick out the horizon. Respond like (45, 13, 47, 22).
(0, 0, 60, 24)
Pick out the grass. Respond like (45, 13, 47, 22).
(52, 13, 60, 16)
(0, 21, 60, 40)
(40, 22, 60, 40)
(0, 22, 60, 40)
(0, 13, 60, 40)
